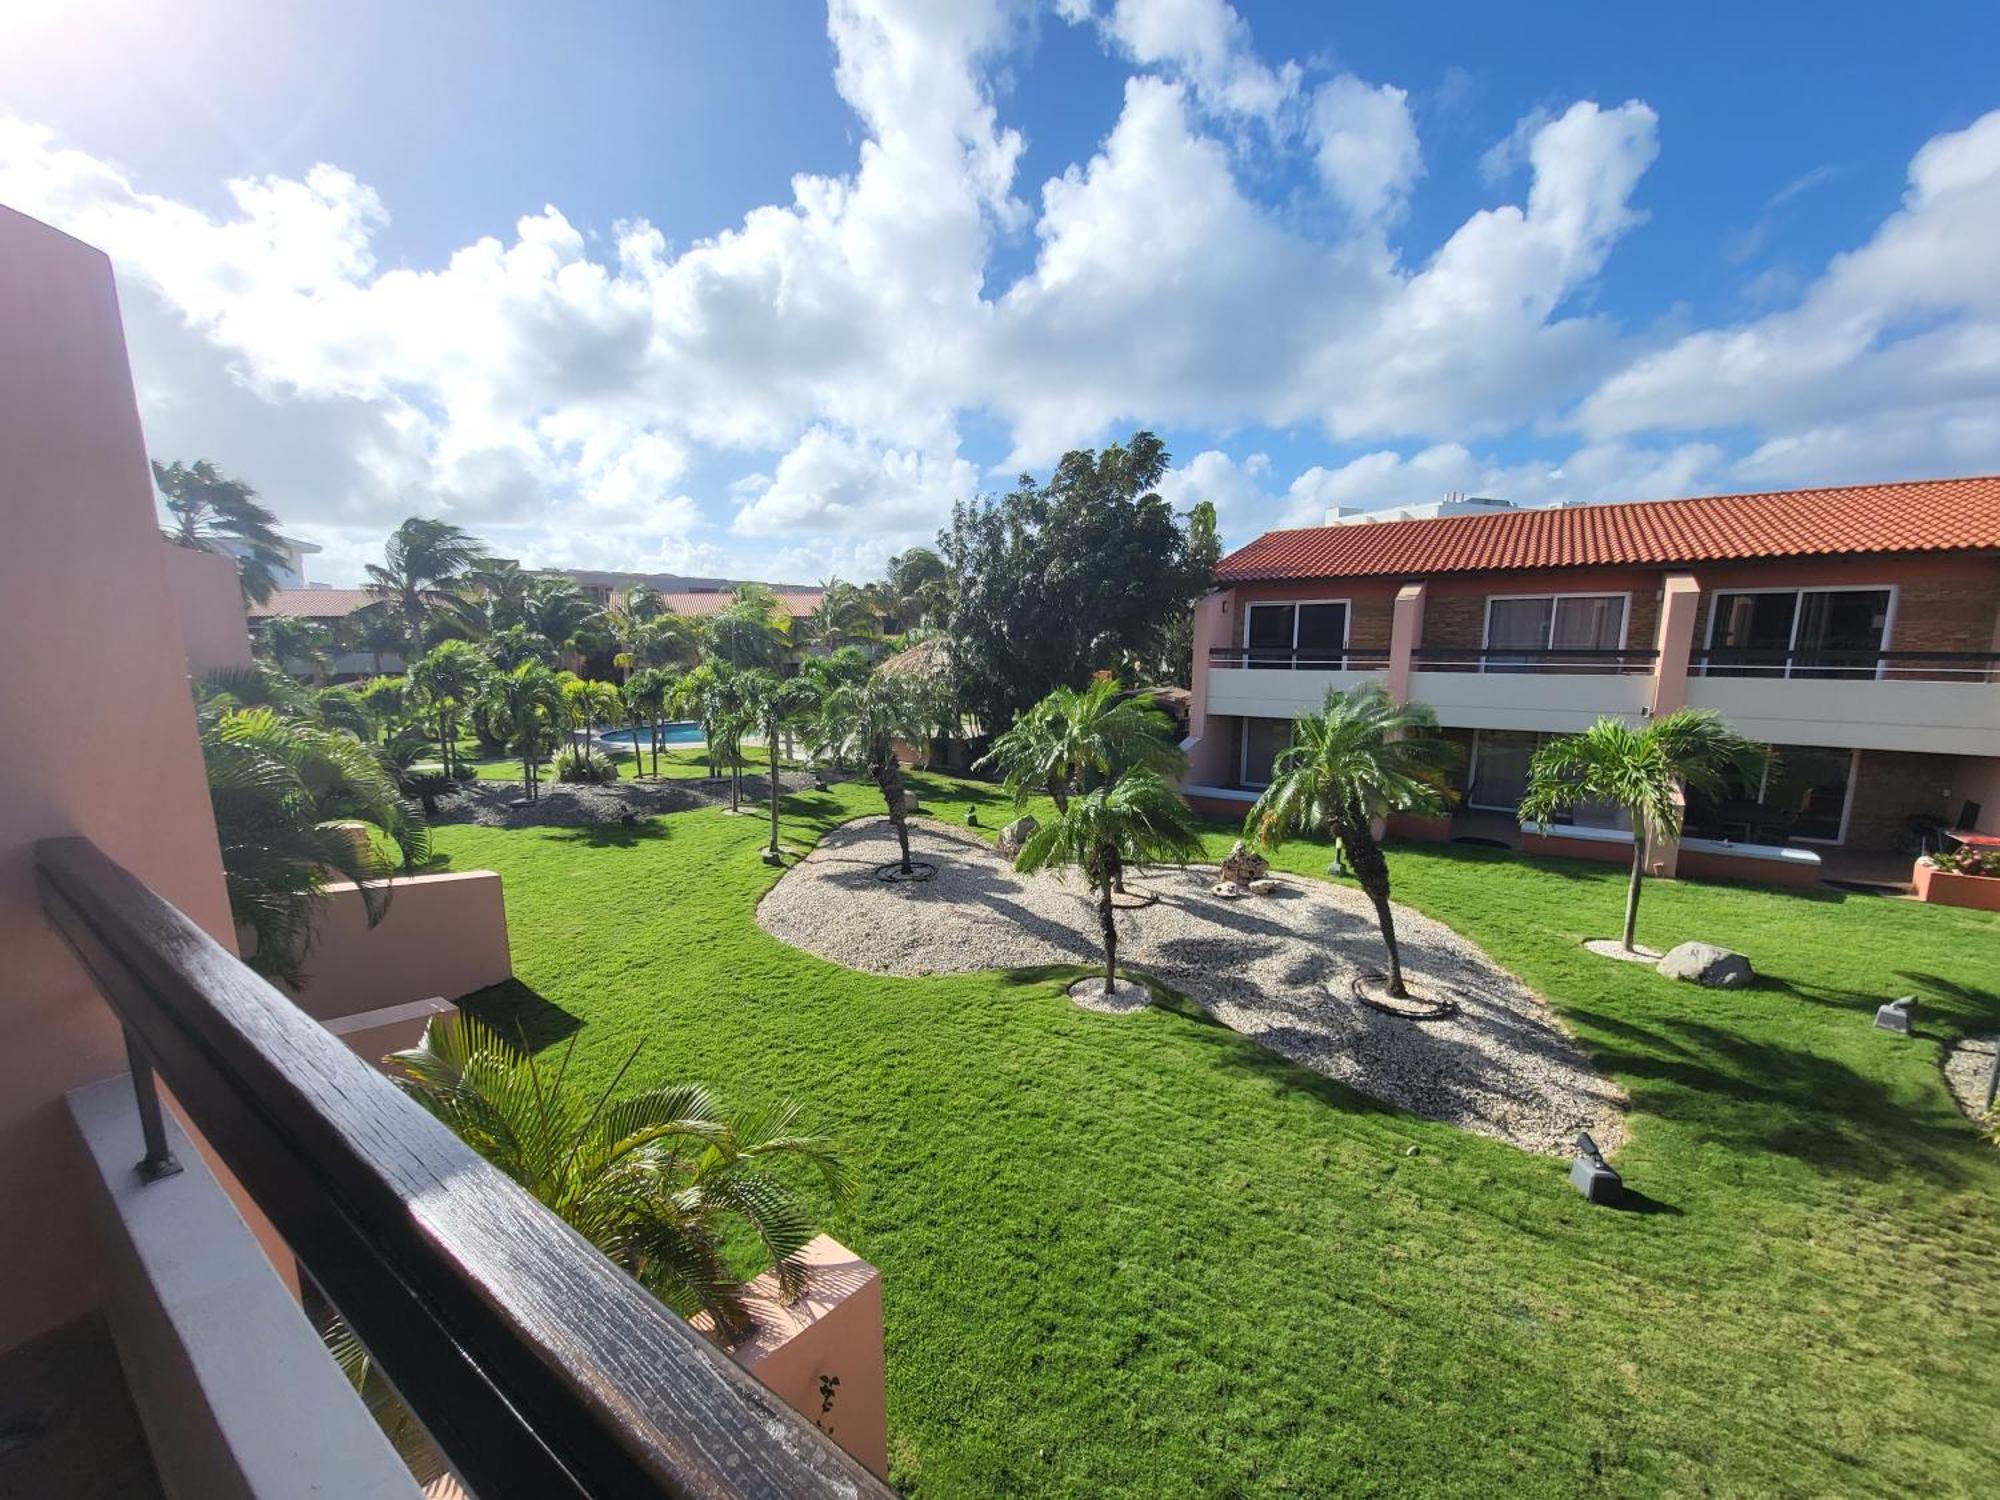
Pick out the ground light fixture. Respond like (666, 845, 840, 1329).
(1569, 1132, 1623, 1205)
(1874, 996, 1918, 1033)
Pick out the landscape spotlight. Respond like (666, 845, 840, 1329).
(1569, 1132, 1623, 1205)
(1874, 996, 1917, 1034)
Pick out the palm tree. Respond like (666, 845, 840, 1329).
(408, 639, 489, 776)
(1246, 685, 1456, 1000)
(199, 702, 429, 986)
(745, 671, 809, 861)
(521, 576, 606, 664)
(154, 459, 290, 604)
(624, 667, 677, 778)
(1014, 770, 1204, 995)
(344, 603, 410, 674)
(483, 623, 557, 672)
(709, 584, 787, 670)
(365, 517, 489, 657)
(803, 578, 880, 651)
(1520, 709, 1769, 955)
(882, 546, 950, 631)
(314, 685, 374, 740)
(481, 661, 566, 800)
(823, 676, 924, 875)
(388, 1013, 854, 1332)
(257, 615, 332, 684)
(980, 675, 1184, 815)
(463, 558, 534, 631)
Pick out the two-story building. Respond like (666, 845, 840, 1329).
(1184, 477, 2000, 886)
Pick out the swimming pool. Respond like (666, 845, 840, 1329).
(599, 721, 704, 747)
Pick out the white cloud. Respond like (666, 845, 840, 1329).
(1097, 0, 1299, 125)
(1308, 75, 1422, 224)
(730, 426, 978, 538)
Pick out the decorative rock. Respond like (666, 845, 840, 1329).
(1246, 878, 1281, 896)
(1209, 881, 1242, 899)
(1219, 840, 1269, 887)
(900, 790, 921, 814)
(997, 814, 1039, 859)
(1655, 941, 1753, 988)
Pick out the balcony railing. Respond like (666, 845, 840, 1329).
(1690, 648, 2000, 682)
(35, 836, 892, 1500)
(1411, 647, 1660, 676)
(1207, 646, 1391, 671)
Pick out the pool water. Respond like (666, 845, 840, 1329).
(600, 721, 703, 746)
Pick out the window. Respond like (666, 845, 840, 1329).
(1239, 717, 1293, 787)
(1467, 729, 1630, 829)
(1706, 588, 1891, 678)
(1483, 594, 1626, 671)
(1683, 744, 1857, 845)
(1243, 600, 1349, 669)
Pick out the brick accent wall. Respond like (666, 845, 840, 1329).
(1627, 587, 1662, 654)
(1889, 578, 1999, 655)
(1349, 594, 1394, 652)
(1420, 592, 1485, 649)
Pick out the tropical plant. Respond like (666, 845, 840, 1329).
(200, 704, 429, 986)
(257, 614, 333, 684)
(357, 675, 416, 735)
(483, 623, 558, 672)
(1157, 499, 1221, 687)
(387, 1013, 856, 1332)
(1014, 770, 1204, 995)
(197, 661, 316, 718)
(365, 517, 489, 656)
(407, 639, 490, 777)
(520, 575, 606, 661)
(979, 675, 1183, 815)
(481, 661, 567, 800)
(707, 584, 788, 670)
(822, 675, 924, 874)
(154, 458, 290, 604)
(555, 747, 621, 784)
(314, 685, 374, 740)
(377, 725, 458, 816)
(802, 578, 879, 651)
(1246, 685, 1457, 999)
(745, 670, 810, 860)
(628, 612, 703, 671)
(880, 545, 951, 631)
(1520, 710, 1770, 955)
(343, 603, 411, 674)
(462, 558, 535, 632)
(623, 667, 679, 778)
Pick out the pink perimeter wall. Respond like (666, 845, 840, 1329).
(161, 542, 254, 676)
(0, 207, 242, 1353)
(280, 871, 513, 1023)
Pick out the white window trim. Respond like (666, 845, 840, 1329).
(1701, 584, 1900, 681)
(1757, 746, 1860, 846)
(1479, 591, 1631, 671)
(1242, 598, 1353, 667)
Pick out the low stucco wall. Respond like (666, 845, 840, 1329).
(161, 543, 253, 677)
(282, 872, 511, 1024)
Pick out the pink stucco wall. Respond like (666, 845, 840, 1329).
(281, 871, 512, 1022)
(161, 542, 254, 677)
(0, 207, 243, 1353)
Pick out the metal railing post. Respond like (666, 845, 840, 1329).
(123, 1025, 183, 1183)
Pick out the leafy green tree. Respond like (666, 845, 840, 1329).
(200, 703, 428, 985)
(154, 459, 290, 605)
(1158, 499, 1221, 687)
(802, 578, 879, 651)
(880, 545, 951, 630)
(343, 603, 411, 674)
(365, 517, 489, 656)
(521, 575, 607, 662)
(822, 676, 924, 875)
(939, 431, 1208, 728)
(357, 675, 416, 735)
(481, 661, 566, 800)
(483, 623, 558, 672)
(462, 558, 534, 632)
(1014, 770, 1204, 995)
(257, 615, 332, 684)
(745, 670, 811, 861)
(1246, 685, 1457, 999)
(408, 639, 490, 776)
(629, 612, 703, 671)
(1520, 710, 1769, 955)
(198, 662, 316, 718)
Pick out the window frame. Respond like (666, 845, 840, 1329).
(1479, 590, 1631, 670)
(1242, 597, 1353, 669)
(1701, 584, 1900, 680)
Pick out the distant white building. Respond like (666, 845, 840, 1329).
(221, 534, 321, 589)
(1324, 493, 1526, 526)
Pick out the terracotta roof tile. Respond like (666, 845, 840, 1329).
(658, 590, 824, 619)
(1214, 475, 2000, 583)
(246, 588, 377, 618)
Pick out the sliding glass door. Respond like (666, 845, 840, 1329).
(1707, 588, 1890, 678)
(1243, 601, 1349, 669)
(1485, 594, 1626, 671)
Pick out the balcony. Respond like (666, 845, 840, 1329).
(1686, 648, 2000, 755)
(1204, 646, 1390, 717)
(35, 836, 893, 1500)
(1409, 647, 1657, 733)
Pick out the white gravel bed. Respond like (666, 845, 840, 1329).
(759, 818, 1626, 1157)
(1943, 1035, 1998, 1125)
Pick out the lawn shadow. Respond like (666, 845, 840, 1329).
(458, 978, 584, 1052)
(1604, 1186, 1682, 1216)
(548, 818, 673, 850)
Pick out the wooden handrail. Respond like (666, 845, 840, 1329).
(36, 836, 892, 1500)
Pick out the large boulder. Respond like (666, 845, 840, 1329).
(1656, 941, 1754, 989)
(1220, 840, 1270, 888)
(997, 814, 1039, 860)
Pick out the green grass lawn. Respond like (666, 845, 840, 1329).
(427, 772, 2000, 1497)
(453, 739, 788, 782)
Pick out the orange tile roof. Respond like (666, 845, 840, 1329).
(1214, 475, 2000, 584)
(657, 589, 824, 619)
(246, 588, 377, 618)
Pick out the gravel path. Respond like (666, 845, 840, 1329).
(433, 771, 819, 829)
(1943, 1035, 1999, 1125)
(759, 818, 1625, 1157)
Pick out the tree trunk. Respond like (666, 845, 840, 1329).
(1623, 834, 1647, 953)
(1342, 815, 1408, 998)
(438, 708, 452, 771)
(650, 720, 660, 778)
(1047, 776, 1069, 816)
(1098, 845, 1120, 993)
(877, 756, 913, 873)
(767, 716, 782, 854)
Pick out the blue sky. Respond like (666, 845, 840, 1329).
(4, 0, 1998, 586)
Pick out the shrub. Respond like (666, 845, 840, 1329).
(556, 748, 621, 784)
(1929, 846, 2000, 877)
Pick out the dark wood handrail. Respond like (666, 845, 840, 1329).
(36, 836, 892, 1500)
